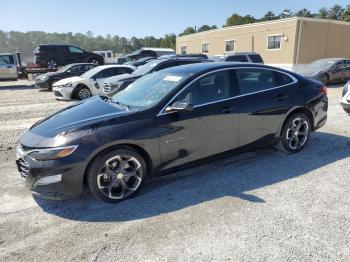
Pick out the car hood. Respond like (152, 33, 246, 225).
(19, 96, 129, 147)
(104, 73, 140, 84)
(54, 76, 83, 86)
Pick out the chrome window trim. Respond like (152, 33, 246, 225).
(157, 66, 298, 116)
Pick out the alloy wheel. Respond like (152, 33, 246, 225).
(96, 155, 143, 200)
(90, 59, 99, 65)
(47, 59, 58, 68)
(286, 117, 309, 150)
(78, 88, 91, 100)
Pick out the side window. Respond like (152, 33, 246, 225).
(118, 67, 133, 74)
(176, 70, 235, 106)
(69, 65, 84, 73)
(273, 71, 294, 86)
(68, 46, 84, 54)
(236, 68, 275, 95)
(176, 60, 200, 66)
(0, 55, 14, 65)
(85, 65, 95, 71)
(248, 55, 264, 63)
(154, 61, 177, 71)
(94, 68, 114, 79)
(226, 55, 248, 62)
(334, 62, 345, 69)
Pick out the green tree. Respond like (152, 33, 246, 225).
(342, 5, 350, 21)
(279, 9, 293, 19)
(261, 11, 277, 21)
(160, 34, 176, 49)
(197, 25, 217, 32)
(328, 4, 345, 20)
(179, 26, 196, 36)
(295, 8, 315, 18)
(225, 13, 256, 27)
(318, 7, 329, 19)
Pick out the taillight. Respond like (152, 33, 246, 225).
(321, 85, 327, 96)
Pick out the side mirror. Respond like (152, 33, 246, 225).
(165, 101, 193, 113)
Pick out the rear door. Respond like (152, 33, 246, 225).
(67, 46, 85, 63)
(232, 67, 299, 147)
(329, 61, 346, 82)
(0, 54, 17, 79)
(157, 69, 240, 170)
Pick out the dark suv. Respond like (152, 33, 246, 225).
(103, 57, 211, 96)
(34, 45, 104, 68)
(211, 52, 264, 64)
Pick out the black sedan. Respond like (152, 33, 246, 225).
(16, 63, 328, 203)
(124, 56, 156, 67)
(297, 58, 350, 85)
(35, 63, 95, 90)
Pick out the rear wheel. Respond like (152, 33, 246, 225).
(89, 58, 101, 65)
(279, 113, 311, 153)
(87, 148, 146, 203)
(47, 59, 58, 69)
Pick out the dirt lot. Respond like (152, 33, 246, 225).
(0, 80, 349, 262)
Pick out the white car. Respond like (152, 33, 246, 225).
(341, 80, 350, 114)
(52, 65, 135, 100)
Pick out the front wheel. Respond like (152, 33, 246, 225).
(76, 86, 91, 100)
(279, 113, 311, 153)
(87, 148, 146, 203)
(47, 59, 58, 69)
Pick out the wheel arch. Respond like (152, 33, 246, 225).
(72, 83, 90, 99)
(83, 143, 154, 184)
(278, 107, 315, 136)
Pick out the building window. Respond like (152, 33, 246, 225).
(267, 35, 282, 50)
(201, 43, 209, 53)
(225, 40, 235, 53)
(180, 45, 187, 54)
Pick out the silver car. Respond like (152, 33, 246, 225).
(0, 53, 18, 80)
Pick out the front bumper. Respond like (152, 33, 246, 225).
(35, 80, 51, 89)
(53, 86, 73, 101)
(15, 145, 86, 200)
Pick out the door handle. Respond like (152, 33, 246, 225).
(222, 107, 235, 114)
(275, 94, 288, 101)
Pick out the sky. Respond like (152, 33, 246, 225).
(1, 0, 349, 38)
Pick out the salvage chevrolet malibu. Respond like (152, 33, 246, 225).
(16, 63, 328, 203)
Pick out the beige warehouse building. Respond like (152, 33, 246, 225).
(176, 17, 350, 71)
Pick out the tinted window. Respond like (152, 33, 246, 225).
(248, 55, 263, 63)
(95, 68, 116, 79)
(176, 60, 201, 66)
(334, 61, 345, 69)
(69, 65, 85, 73)
(85, 65, 95, 71)
(273, 71, 294, 86)
(68, 46, 84, 54)
(0, 55, 14, 65)
(176, 70, 234, 106)
(236, 68, 275, 95)
(154, 61, 177, 71)
(118, 67, 133, 74)
(226, 55, 248, 62)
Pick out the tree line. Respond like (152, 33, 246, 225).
(0, 4, 349, 62)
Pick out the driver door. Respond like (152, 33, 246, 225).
(330, 61, 345, 82)
(156, 69, 239, 170)
(68, 46, 85, 63)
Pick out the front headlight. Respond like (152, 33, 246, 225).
(64, 83, 73, 88)
(28, 145, 78, 161)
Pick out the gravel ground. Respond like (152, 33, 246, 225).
(0, 80, 349, 262)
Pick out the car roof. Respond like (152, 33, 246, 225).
(94, 64, 135, 70)
(67, 63, 95, 66)
(162, 62, 292, 75)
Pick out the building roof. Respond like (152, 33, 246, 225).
(177, 17, 350, 40)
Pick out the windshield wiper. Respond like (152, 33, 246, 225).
(111, 100, 130, 111)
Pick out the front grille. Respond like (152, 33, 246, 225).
(17, 158, 29, 178)
(103, 82, 111, 93)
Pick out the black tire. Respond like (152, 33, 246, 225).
(87, 148, 147, 203)
(278, 113, 311, 154)
(75, 86, 91, 100)
(47, 59, 58, 69)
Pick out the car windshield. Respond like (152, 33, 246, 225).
(111, 71, 190, 109)
(80, 66, 102, 79)
(56, 64, 72, 73)
(300, 59, 338, 73)
(131, 59, 165, 76)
